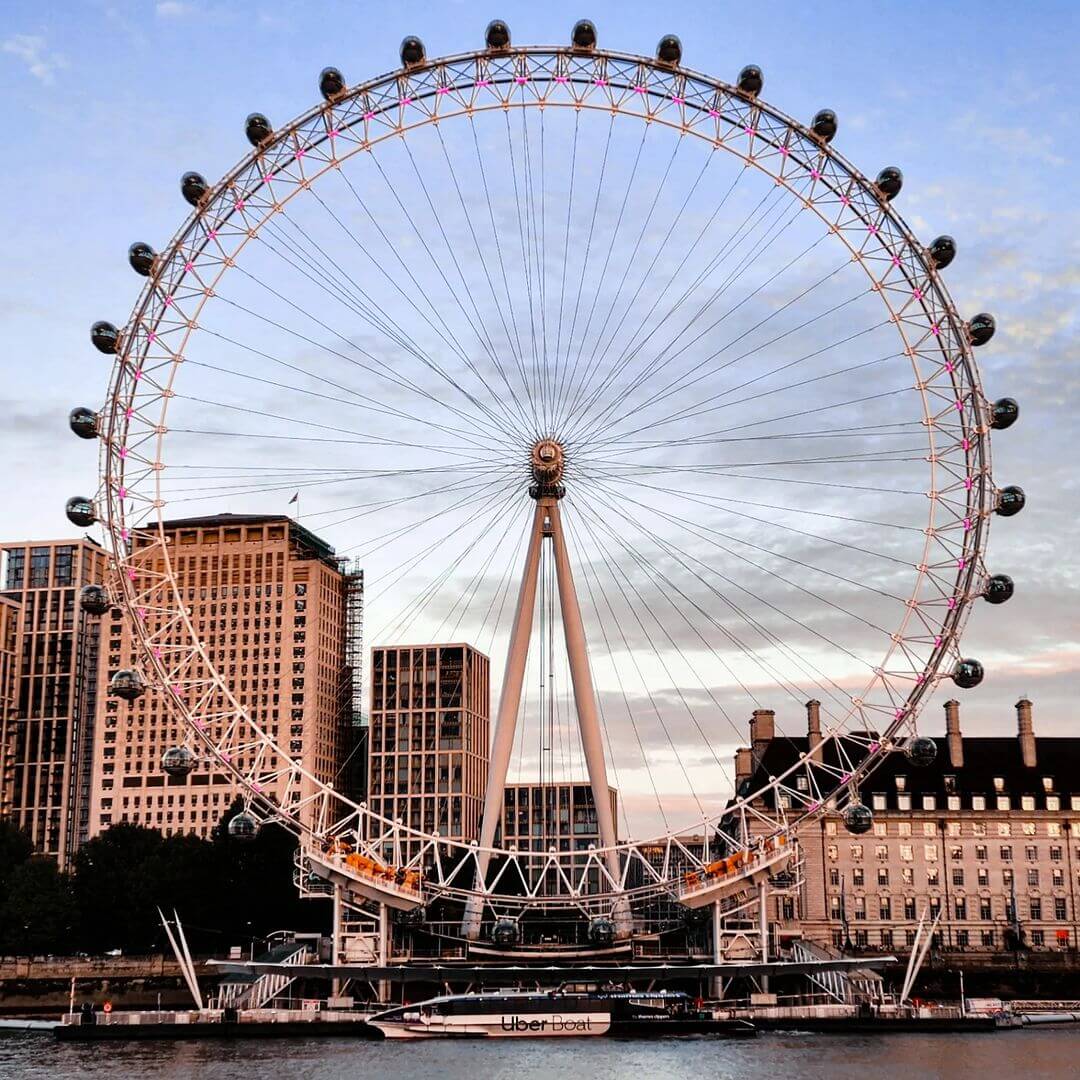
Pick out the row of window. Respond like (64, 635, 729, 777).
(828, 842, 1074, 862)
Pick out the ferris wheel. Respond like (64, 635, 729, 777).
(68, 19, 1023, 941)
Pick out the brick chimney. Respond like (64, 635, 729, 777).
(750, 708, 775, 765)
(735, 746, 753, 786)
(945, 699, 963, 768)
(806, 699, 822, 761)
(1016, 698, 1036, 768)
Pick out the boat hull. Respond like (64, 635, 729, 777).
(371, 1010, 611, 1039)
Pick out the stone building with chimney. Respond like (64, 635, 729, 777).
(734, 699, 1080, 954)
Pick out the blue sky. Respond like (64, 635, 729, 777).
(2, 1, 1078, 823)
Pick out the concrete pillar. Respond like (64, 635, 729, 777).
(1017, 698, 1036, 768)
(945, 699, 963, 769)
(807, 699, 822, 761)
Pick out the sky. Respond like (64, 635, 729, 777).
(1, 0, 1077, 835)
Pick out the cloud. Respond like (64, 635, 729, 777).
(155, 1, 193, 17)
(2, 34, 65, 85)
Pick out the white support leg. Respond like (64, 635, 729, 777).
(712, 900, 723, 1001)
(462, 501, 546, 940)
(548, 501, 628, 931)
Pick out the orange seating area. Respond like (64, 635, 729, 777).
(682, 835, 788, 893)
(324, 840, 421, 893)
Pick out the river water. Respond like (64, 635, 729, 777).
(2, 1028, 1079, 1080)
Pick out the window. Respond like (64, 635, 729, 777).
(993, 777, 1005, 792)
(952, 868, 965, 887)
(876, 844, 889, 861)
(1042, 777, 1055, 792)
(902, 867, 914, 885)
(900, 844, 913, 862)
(853, 897, 866, 921)
(924, 844, 938, 862)
(997, 796, 1011, 811)
(982, 930, 995, 947)
(827, 845, 838, 861)
(872, 793, 886, 810)
(998, 822, 1011, 838)
(1032, 930, 1045, 947)
(947, 796, 961, 811)
(1046, 796, 1060, 811)
(880, 897, 892, 920)
(976, 844, 988, 861)
(829, 868, 840, 887)
(897, 794, 912, 811)
(980, 899, 992, 920)
(904, 897, 917, 920)
(895, 775, 907, 791)
(950, 844, 963, 861)
(878, 868, 890, 887)
(957, 929, 970, 948)
(923, 822, 937, 837)
(850, 844, 864, 860)
(978, 868, 990, 887)
(1055, 898, 1068, 921)
(927, 866, 939, 886)
(1030, 899, 1043, 920)
(853, 868, 865, 887)
(972, 796, 986, 811)
(1021, 796, 1035, 811)
(1027, 868, 1039, 887)
(922, 795, 937, 811)
(1000, 845, 1013, 862)
(1025, 845, 1038, 861)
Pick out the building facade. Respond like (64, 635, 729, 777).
(735, 699, 1080, 955)
(367, 643, 489, 851)
(0, 596, 20, 820)
(499, 780, 619, 893)
(0, 539, 108, 865)
(87, 514, 357, 840)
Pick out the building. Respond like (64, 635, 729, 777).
(0, 539, 108, 865)
(0, 596, 20, 818)
(87, 514, 358, 839)
(499, 780, 619, 893)
(735, 699, 1080, 954)
(367, 644, 489, 852)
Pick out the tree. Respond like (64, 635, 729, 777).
(0, 821, 33, 905)
(0, 856, 77, 954)
(71, 824, 168, 952)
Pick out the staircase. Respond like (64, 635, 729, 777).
(218, 941, 313, 1010)
(789, 939, 884, 1005)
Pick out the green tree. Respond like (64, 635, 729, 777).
(0, 856, 77, 954)
(0, 821, 33, 905)
(71, 824, 167, 952)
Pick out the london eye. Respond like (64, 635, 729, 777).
(67, 19, 1023, 950)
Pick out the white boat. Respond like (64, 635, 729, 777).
(368, 989, 686, 1039)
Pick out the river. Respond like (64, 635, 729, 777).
(2, 1028, 1079, 1079)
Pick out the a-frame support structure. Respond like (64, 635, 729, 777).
(462, 441, 625, 940)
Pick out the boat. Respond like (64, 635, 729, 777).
(367, 987, 757, 1040)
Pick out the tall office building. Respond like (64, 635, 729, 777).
(500, 781, 620, 892)
(87, 514, 360, 839)
(0, 539, 108, 865)
(367, 643, 490, 853)
(0, 596, 20, 819)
